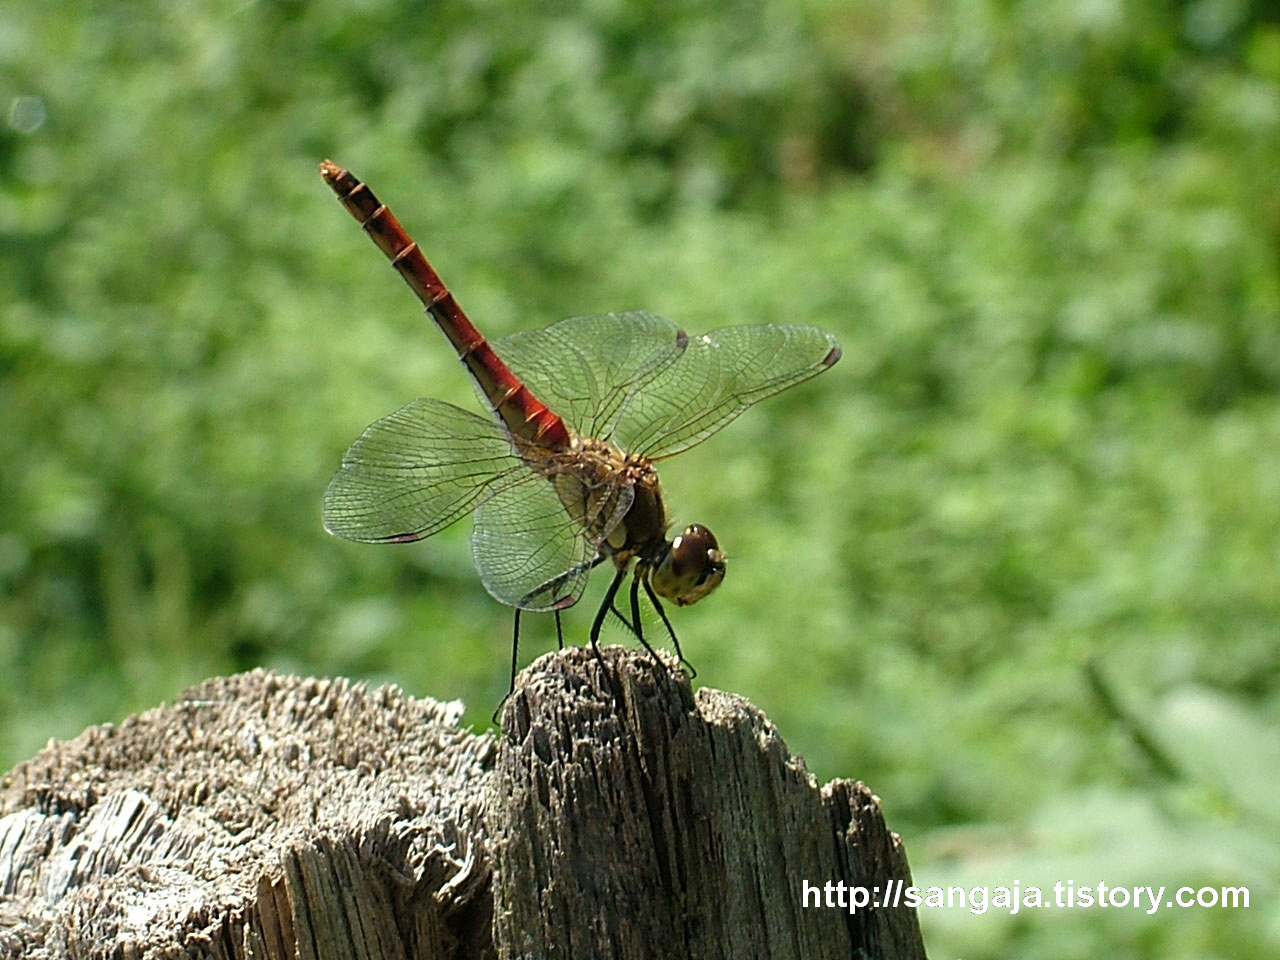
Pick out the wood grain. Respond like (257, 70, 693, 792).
(0, 652, 924, 959)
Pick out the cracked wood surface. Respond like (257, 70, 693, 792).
(0, 649, 925, 960)
(493, 647, 925, 960)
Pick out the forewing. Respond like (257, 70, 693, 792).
(611, 324, 842, 459)
(470, 470, 634, 611)
(491, 311, 685, 441)
(323, 398, 522, 543)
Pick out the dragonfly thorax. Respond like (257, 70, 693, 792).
(565, 436, 669, 558)
(562, 436, 727, 607)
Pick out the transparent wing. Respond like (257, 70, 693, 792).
(610, 323, 842, 459)
(470, 467, 635, 611)
(492, 311, 685, 441)
(323, 398, 523, 543)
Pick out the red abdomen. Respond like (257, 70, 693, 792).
(320, 160, 570, 451)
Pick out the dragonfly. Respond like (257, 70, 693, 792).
(319, 160, 841, 696)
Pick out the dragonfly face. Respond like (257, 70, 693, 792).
(648, 524, 726, 607)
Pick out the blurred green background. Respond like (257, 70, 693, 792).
(3, 0, 1278, 955)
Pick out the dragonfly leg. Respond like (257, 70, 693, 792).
(642, 575, 697, 679)
(554, 608, 564, 650)
(628, 573, 665, 667)
(492, 608, 523, 725)
(574, 554, 630, 632)
(589, 566, 628, 674)
(608, 599, 636, 633)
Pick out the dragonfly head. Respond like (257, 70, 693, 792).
(650, 524, 726, 607)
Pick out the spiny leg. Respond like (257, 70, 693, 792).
(590, 555, 637, 636)
(589, 567, 630, 699)
(554, 608, 565, 650)
(590, 567, 628, 660)
(605, 563, 636, 633)
(627, 573, 665, 666)
(609, 599, 637, 634)
(641, 575, 697, 678)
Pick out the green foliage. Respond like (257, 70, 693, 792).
(3, 1, 1278, 956)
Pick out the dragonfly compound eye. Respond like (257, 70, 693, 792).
(651, 524, 726, 606)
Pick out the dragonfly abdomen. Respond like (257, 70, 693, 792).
(320, 160, 570, 451)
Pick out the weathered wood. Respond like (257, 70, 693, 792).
(0, 672, 496, 960)
(493, 646, 924, 959)
(0, 651, 925, 960)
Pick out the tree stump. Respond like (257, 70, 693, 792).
(0, 647, 926, 959)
